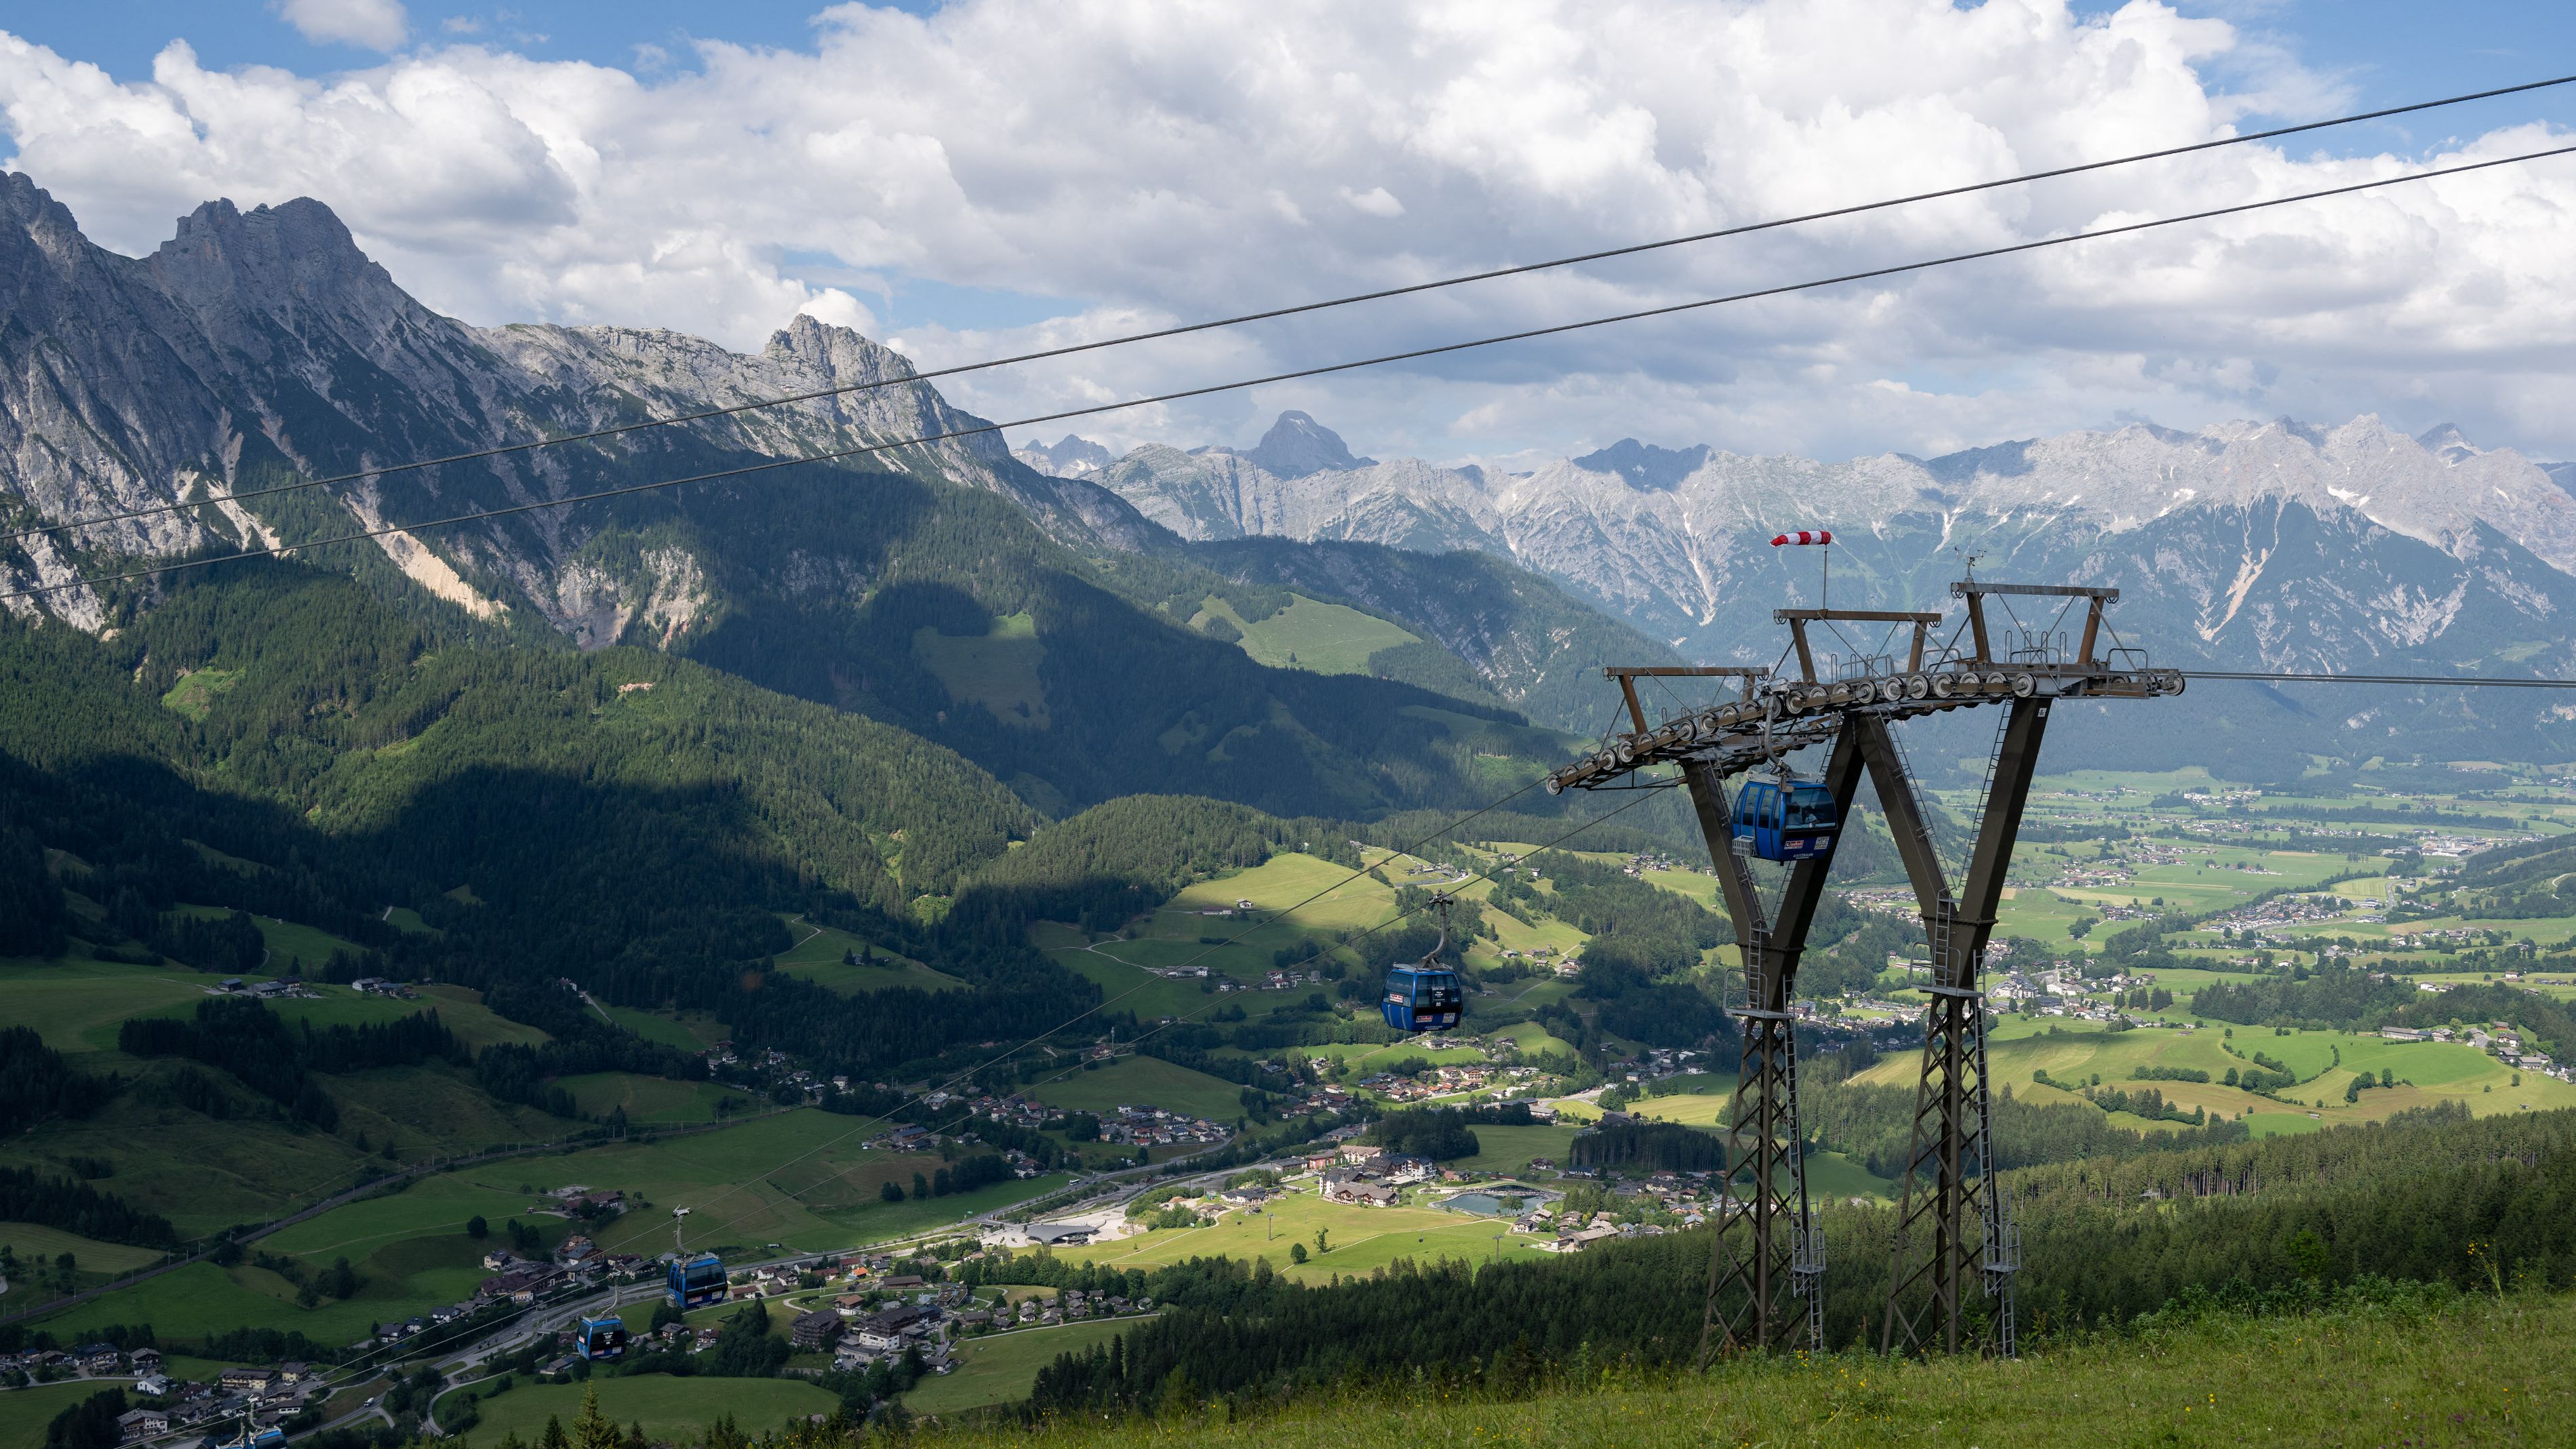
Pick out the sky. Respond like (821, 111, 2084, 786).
(3, 0, 2574, 470)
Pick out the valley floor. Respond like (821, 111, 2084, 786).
(923, 1289, 2575, 1448)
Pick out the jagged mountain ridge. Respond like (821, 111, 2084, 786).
(0, 175, 1676, 819)
(1074, 411, 2576, 681)
(0, 172, 1157, 636)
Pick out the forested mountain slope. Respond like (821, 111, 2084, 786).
(0, 565, 1109, 1084)
(1181, 537, 1682, 734)
(0, 174, 1615, 811)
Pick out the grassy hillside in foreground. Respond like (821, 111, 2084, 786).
(924, 1289, 2573, 1445)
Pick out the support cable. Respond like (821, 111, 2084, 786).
(2184, 671, 2576, 688)
(9, 72, 2569, 549)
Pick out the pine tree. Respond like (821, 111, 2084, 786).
(571, 1383, 620, 1449)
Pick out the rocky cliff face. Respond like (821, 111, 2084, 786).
(0, 176, 1626, 819)
(1079, 410, 2576, 679)
(0, 172, 1159, 639)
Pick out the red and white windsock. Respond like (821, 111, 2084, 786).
(1770, 530, 1833, 547)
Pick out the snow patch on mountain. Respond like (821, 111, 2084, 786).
(1096, 410, 2576, 673)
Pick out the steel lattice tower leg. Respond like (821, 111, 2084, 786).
(1678, 731, 1860, 1361)
(1881, 952, 2004, 1354)
(1855, 700, 2048, 1357)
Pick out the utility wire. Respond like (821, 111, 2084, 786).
(8, 73, 2570, 549)
(13, 137, 2576, 608)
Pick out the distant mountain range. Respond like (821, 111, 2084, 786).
(1061, 410, 2576, 660)
(1019, 408, 2576, 774)
(7, 165, 2571, 795)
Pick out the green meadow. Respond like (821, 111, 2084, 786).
(1452, 1124, 1582, 1174)
(0, 1221, 166, 1274)
(906, 1319, 1135, 1418)
(454, 1373, 840, 1445)
(2, 957, 216, 1056)
(1051, 1189, 1544, 1284)
(1213, 595, 1422, 677)
(776, 916, 968, 995)
(2, 1383, 123, 1449)
(601, 1005, 706, 1050)
(913, 613, 1049, 730)
(1859, 1019, 2576, 1130)
(168, 904, 366, 972)
(559, 1072, 756, 1124)
(913, 1290, 2576, 1449)
(1032, 1056, 1246, 1125)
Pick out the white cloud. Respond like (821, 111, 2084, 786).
(1341, 185, 1404, 217)
(1, 1, 2573, 467)
(274, 0, 410, 52)
(797, 286, 880, 336)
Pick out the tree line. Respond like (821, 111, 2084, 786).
(0, 1166, 177, 1248)
(118, 997, 469, 1130)
(0, 1026, 117, 1137)
(1570, 1116, 1726, 1172)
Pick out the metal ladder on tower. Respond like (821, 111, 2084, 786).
(1782, 1021, 1825, 1349)
(1880, 720, 1950, 888)
(1962, 696, 2019, 1353)
(1970, 1001, 2020, 1357)
(1962, 704, 2015, 866)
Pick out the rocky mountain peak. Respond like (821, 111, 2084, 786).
(1088, 408, 2576, 671)
(1571, 438, 1714, 492)
(2415, 421, 2482, 464)
(144, 195, 416, 337)
(0, 172, 85, 249)
(1014, 434, 1115, 476)
(763, 313, 927, 387)
(1241, 410, 1375, 479)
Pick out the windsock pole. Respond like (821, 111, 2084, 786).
(1771, 529, 1833, 609)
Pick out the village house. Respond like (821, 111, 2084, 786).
(1323, 1173, 1400, 1207)
(790, 1310, 844, 1351)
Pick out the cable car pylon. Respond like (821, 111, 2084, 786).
(1549, 575, 2177, 1357)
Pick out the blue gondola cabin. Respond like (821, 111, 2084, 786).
(667, 1253, 726, 1310)
(1381, 965, 1463, 1034)
(1734, 780, 1840, 862)
(578, 1313, 627, 1359)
